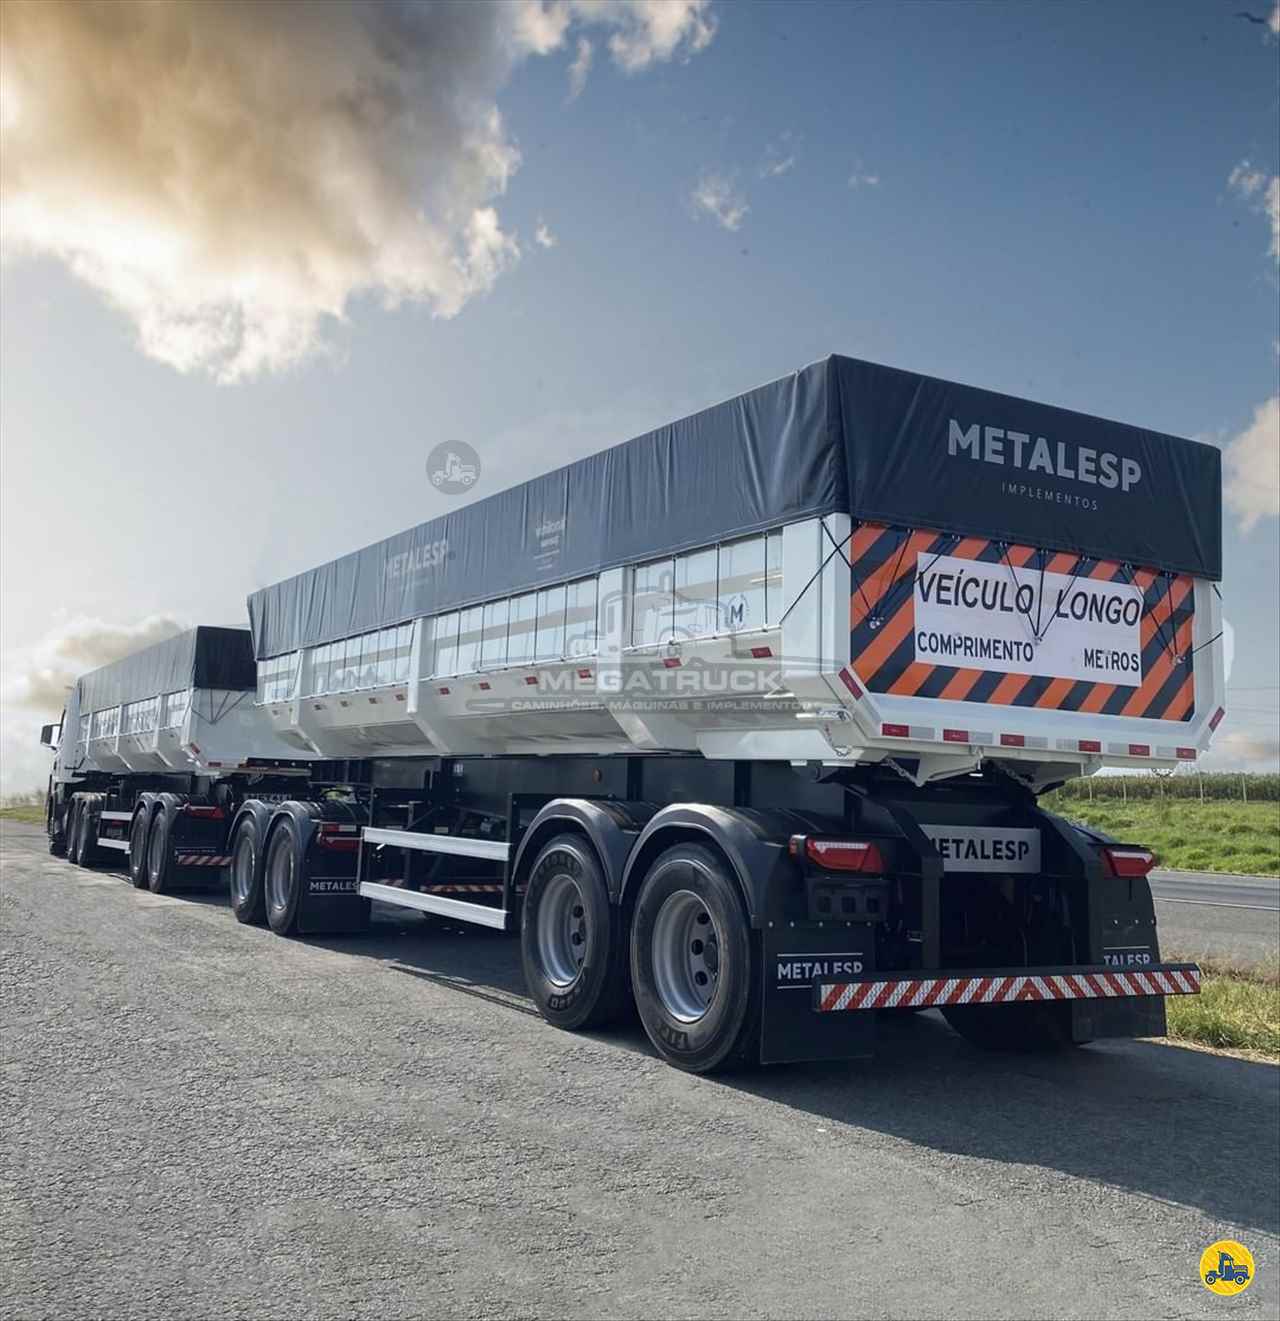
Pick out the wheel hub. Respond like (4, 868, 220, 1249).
(651, 889, 721, 1024)
(536, 871, 590, 987)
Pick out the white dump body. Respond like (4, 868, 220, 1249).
(50, 626, 311, 785)
(253, 515, 1225, 785)
(54, 687, 306, 783)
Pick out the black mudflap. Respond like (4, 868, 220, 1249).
(1070, 995, 1167, 1043)
(760, 923, 878, 1064)
(298, 873, 368, 935)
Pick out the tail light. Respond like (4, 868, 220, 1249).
(182, 804, 224, 820)
(790, 836, 885, 874)
(317, 822, 359, 851)
(1102, 846, 1156, 878)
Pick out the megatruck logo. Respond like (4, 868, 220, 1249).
(948, 419, 1142, 492)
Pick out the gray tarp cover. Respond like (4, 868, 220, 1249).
(248, 355, 1222, 659)
(76, 627, 256, 712)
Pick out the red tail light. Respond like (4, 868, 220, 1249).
(182, 804, 224, 820)
(791, 836, 886, 874)
(1102, 846, 1156, 878)
(317, 822, 360, 851)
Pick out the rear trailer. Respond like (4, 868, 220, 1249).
(45, 356, 1223, 1072)
(43, 627, 314, 888)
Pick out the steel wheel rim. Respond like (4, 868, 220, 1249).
(651, 888, 721, 1023)
(231, 832, 254, 903)
(267, 838, 293, 913)
(536, 871, 589, 988)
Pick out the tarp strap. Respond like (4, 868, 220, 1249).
(778, 537, 847, 627)
(1118, 563, 1178, 665)
(999, 543, 1041, 647)
(1028, 552, 1089, 649)
(821, 519, 880, 623)
(869, 530, 963, 629)
(198, 690, 251, 725)
(1186, 629, 1223, 661)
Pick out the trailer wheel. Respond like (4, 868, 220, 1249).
(265, 819, 304, 936)
(128, 807, 153, 889)
(629, 843, 757, 1074)
(147, 805, 175, 894)
(229, 814, 267, 926)
(521, 835, 627, 1030)
(942, 1002, 1077, 1053)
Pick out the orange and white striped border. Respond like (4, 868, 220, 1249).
(816, 965, 1200, 1012)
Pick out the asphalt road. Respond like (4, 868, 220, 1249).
(1149, 869, 1280, 966)
(2, 819, 1277, 1321)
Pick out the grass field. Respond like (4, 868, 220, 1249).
(1042, 797, 1280, 875)
(0, 796, 45, 827)
(1164, 957, 1280, 1059)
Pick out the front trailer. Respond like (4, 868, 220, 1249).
(50, 751, 1197, 1074)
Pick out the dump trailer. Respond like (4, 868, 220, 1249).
(42, 626, 320, 896)
(45, 356, 1223, 1072)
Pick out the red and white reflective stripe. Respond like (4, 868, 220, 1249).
(175, 854, 232, 867)
(816, 966, 1200, 1012)
(422, 883, 504, 894)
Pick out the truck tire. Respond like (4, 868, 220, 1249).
(521, 834, 627, 1031)
(128, 806, 153, 889)
(942, 1002, 1077, 1053)
(47, 792, 66, 857)
(629, 842, 757, 1074)
(147, 804, 176, 894)
(78, 795, 102, 867)
(265, 817, 305, 936)
(69, 799, 94, 867)
(229, 813, 267, 925)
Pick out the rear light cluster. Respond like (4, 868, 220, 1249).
(1102, 846, 1156, 879)
(317, 822, 360, 852)
(181, 804, 224, 820)
(790, 836, 885, 874)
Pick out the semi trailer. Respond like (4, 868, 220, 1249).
(43, 355, 1223, 1073)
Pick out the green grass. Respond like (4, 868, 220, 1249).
(1164, 957, 1280, 1059)
(0, 793, 45, 827)
(1049, 772, 1279, 802)
(1042, 797, 1280, 876)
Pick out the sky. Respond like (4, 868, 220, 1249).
(2, 0, 1278, 795)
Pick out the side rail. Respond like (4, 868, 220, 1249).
(355, 828, 513, 932)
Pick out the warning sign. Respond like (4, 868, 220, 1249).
(912, 552, 1143, 685)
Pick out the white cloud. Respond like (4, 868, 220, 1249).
(535, 219, 558, 248)
(568, 36, 594, 99)
(758, 134, 797, 179)
(1271, 3, 1279, 37)
(848, 171, 880, 189)
(1222, 396, 1280, 532)
(1, 614, 187, 795)
(0, 0, 716, 383)
(1199, 727, 1280, 773)
(1228, 159, 1280, 261)
(598, 0, 717, 71)
(691, 171, 748, 231)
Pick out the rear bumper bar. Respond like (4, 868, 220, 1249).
(814, 962, 1201, 1013)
